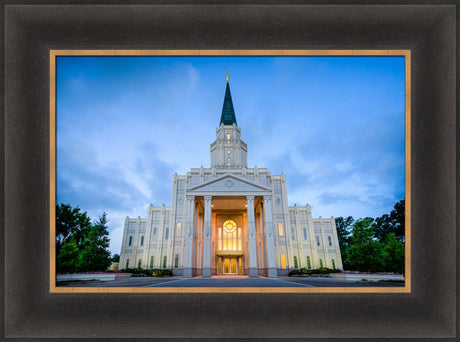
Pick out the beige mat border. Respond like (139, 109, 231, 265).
(49, 49, 411, 294)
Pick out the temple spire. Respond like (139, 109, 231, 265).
(211, 74, 247, 168)
(220, 74, 237, 126)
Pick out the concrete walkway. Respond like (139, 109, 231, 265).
(59, 275, 404, 287)
(145, 275, 312, 287)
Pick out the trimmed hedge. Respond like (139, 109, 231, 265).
(120, 268, 173, 277)
(288, 267, 341, 276)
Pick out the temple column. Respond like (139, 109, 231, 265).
(183, 195, 195, 278)
(263, 195, 277, 277)
(246, 195, 258, 277)
(202, 195, 212, 277)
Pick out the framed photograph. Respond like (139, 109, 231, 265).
(3, 2, 456, 340)
(51, 50, 409, 294)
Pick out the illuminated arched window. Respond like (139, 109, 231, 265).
(281, 254, 286, 269)
(176, 222, 182, 236)
(278, 222, 284, 236)
(218, 220, 242, 251)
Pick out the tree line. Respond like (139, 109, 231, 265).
(56, 200, 405, 274)
(56, 203, 112, 273)
(335, 199, 405, 274)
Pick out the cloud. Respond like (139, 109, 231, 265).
(56, 56, 405, 254)
(57, 139, 175, 254)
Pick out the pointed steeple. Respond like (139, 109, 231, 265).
(220, 78, 237, 126)
(210, 74, 247, 168)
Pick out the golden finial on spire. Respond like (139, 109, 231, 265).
(224, 68, 230, 83)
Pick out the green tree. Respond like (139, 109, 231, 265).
(374, 199, 405, 242)
(345, 219, 385, 272)
(390, 199, 405, 241)
(56, 204, 91, 255)
(111, 254, 120, 263)
(382, 233, 405, 274)
(56, 237, 80, 273)
(334, 216, 354, 269)
(56, 204, 112, 273)
(373, 213, 392, 242)
(77, 213, 112, 272)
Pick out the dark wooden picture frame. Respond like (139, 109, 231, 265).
(3, 2, 456, 340)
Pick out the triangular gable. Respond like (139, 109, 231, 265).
(188, 174, 271, 192)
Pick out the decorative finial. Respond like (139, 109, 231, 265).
(224, 68, 230, 83)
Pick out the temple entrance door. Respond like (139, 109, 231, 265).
(216, 215, 244, 275)
(222, 257, 238, 274)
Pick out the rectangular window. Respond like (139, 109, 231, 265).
(163, 256, 167, 269)
(174, 254, 179, 268)
(293, 256, 298, 268)
(306, 256, 311, 270)
(126, 259, 129, 269)
(165, 228, 169, 240)
(332, 259, 336, 269)
(316, 236, 320, 246)
(218, 228, 222, 250)
(328, 236, 332, 246)
(278, 222, 284, 236)
(319, 259, 323, 268)
(140, 236, 144, 246)
(153, 228, 157, 240)
(291, 228, 295, 240)
(128, 236, 132, 246)
(150, 256, 154, 268)
(138, 259, 142, 268)
(303, 228, 307, 240)
(281, 254, 286, 269)
(176, 223, 181, 236)
(238, 227, 242, 250)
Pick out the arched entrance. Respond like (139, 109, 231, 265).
(216, 219, 244, 275)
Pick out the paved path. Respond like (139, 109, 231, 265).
(59, 275, 404, 288)
(278, 276, 404, 287)
(145, 276, 312, 287)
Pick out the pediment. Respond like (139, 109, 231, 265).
(188, 174, 271, 193)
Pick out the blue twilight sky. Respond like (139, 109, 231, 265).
(56, 56, 405, 255)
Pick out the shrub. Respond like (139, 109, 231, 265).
(288, 267, 341, 276)
(120, 268, 172, 277)
(151, 269, 173, 277)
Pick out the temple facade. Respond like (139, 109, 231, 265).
(119, 79, 343, 277)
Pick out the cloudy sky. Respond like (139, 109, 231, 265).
(56, 56, 405, 255)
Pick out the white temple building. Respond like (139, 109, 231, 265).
(119, 78, 343, 277)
